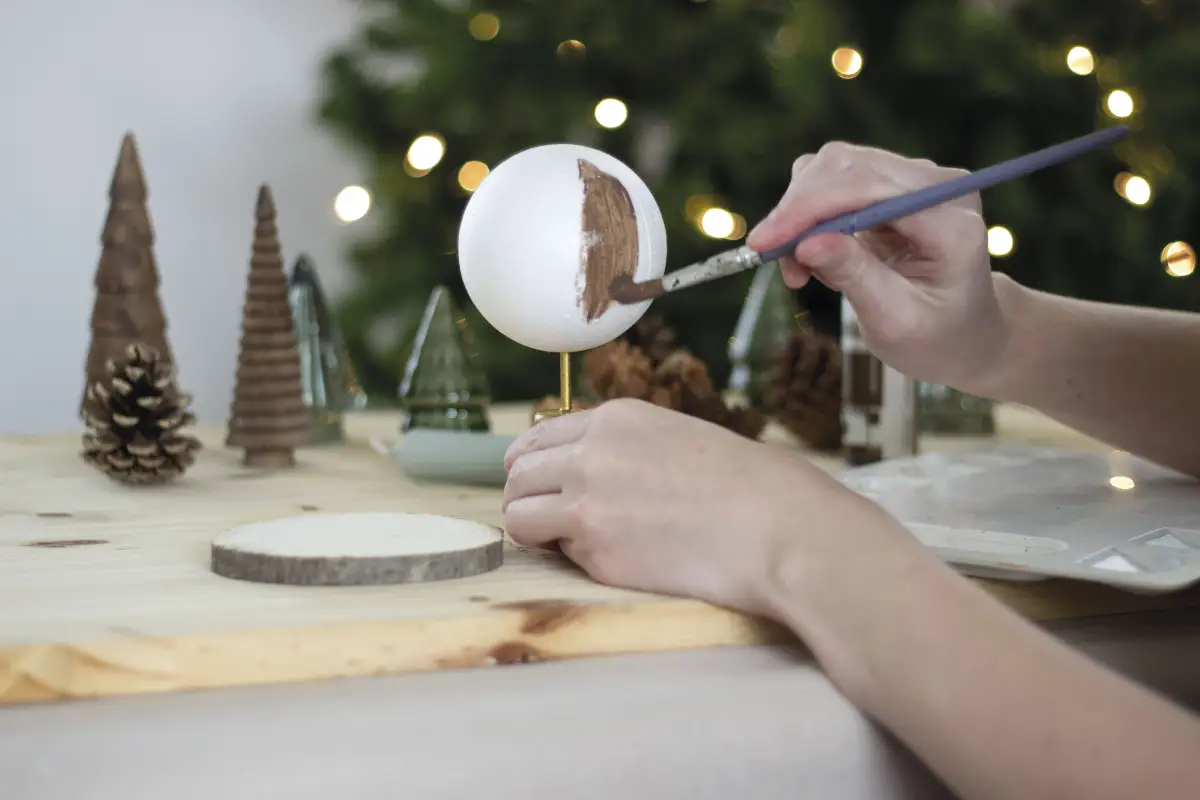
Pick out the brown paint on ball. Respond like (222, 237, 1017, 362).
(607, 273, 664, 304)
(577, 159, 640, 321)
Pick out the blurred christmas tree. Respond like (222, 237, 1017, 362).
(318, 0, 1200, 403)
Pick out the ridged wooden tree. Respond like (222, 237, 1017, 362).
(226, 185, 310, 467)
(81, 133, 175, 415)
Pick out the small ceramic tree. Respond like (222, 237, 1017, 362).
(288, 254, 368, 444)
(397, 286, 491, 433)
(226, 185, 311, 466)
(727, 263, 803, 409)
(82, 133, 176, 415)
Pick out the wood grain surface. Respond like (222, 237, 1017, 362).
(3, 403, 1197, 707)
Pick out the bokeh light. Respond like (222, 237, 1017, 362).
(1162, 241, 1196, 277)
(832, 47, 864, 79)
(594, 98, 628, 128)
(1116, 173, 1152, 206)
(457, 161, 489, 192)
(700, 208, 735, 238)
(987, 226, 1014, 257)
(334, 186, 371, 222)
(406, 134, 446, 172)
(556, 39, 585, 57)
(1105, 89, 1135, 118)
(468, 13, 500, 41)
(1066, 46, 1095, 75)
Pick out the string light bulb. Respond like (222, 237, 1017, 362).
(1116, 173, 1152, 206)
(987, 226, 1014, 257)
(1162, 241, 1196, 277)
(556, 39, 585, 57)
(457, 161, 489, 192)
(468, 13, 500, 41)
(594, 98, 628, 129)
(406, 134, 445, 172)
(333, 185, 371, 222)
(1105, 89, 1135, 118)
(1066, 46, 1095, 75)
(699, 208, 735, 239)
(831, 47, 864, 79)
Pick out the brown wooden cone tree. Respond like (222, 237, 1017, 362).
(81, 133, 175, 415)
(226, 185, 310, 467)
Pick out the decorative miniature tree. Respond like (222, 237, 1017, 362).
(81, 133, 175, 415)
(288, 254, 368, 444)
(226, 185, 311, 467)
(727, 263, 804, 409)
(397, 286, 491, 433)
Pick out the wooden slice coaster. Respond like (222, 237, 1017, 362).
(211, 512, 504, 586)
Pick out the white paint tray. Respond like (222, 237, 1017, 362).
(839, 443, 1200, 593)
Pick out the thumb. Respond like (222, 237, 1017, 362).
(795, 233, 910, 328)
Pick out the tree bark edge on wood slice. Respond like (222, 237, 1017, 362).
(210, 512, 505, 586)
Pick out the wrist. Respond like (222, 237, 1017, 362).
(957, 272, 1035, 401)
(759, 487, 939, 697)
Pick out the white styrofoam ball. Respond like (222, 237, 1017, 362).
(457, 143, 667, 353)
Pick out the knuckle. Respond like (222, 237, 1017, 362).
(504, 458, 526, 488)
(819, 140, 854, 158)
(518, 425, 542, 453)
(599, 396, 641, 422)
(817, 140, 859, 169)
(953, 209, 988, 248)
(790, 154, 814, 176)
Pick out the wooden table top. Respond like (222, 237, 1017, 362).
(2, 402, 1195, 708)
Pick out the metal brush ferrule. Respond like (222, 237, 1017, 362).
(661, 245, 763, 293)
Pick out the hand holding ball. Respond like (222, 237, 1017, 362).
(457, 144, 667, 353)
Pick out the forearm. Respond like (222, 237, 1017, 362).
(766, 506, 1200, 800)
(970, 273, 1200, 477)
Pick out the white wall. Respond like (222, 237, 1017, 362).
(0, 0, 369, 434)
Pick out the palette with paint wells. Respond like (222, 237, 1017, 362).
(840, 443, 1200, 593)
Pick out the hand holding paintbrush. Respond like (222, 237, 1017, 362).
(608, 125, 1130, 304)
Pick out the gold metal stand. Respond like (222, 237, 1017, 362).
(532, 352, 574, 424)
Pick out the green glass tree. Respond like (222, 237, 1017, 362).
(288, 254, 369, 444)
(727, 263, 803, 409)
(918, 382, 997, 436)
(397, 286, 492, 433)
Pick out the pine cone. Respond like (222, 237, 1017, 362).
(648, 351, 712, 409)
(81, 344, 203, 484)
(623, 314, 677, 366)
(581, 337, 765, 440)
(583, 341, 654, 400)
(764, 328, 843, 451)
(651, 351, 766, 440)
(725, 404, 769, 440)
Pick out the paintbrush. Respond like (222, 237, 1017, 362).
(609, 125, 1131, 304)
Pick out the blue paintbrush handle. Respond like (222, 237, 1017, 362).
(758, 125, 1130, 263)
